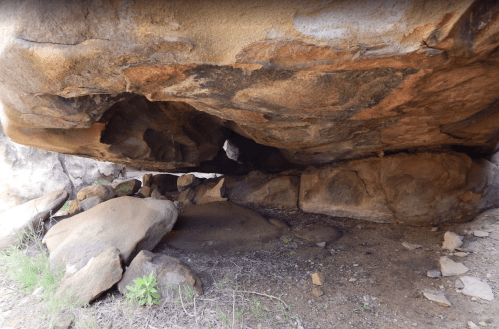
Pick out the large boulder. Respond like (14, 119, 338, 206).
(43, 196, 178, 275)
(226, 171, 300, 209)
(117, 250, 203, 299)
(299, 152, 499, 226)
(0, 1, 498, 171)
(77, 184, 114, 202)
(56, 246, 122, 305)
(0, 190, 68, 249)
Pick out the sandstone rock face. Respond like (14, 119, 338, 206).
(300, 152, 499, 225)
(56, 246, 122, 305)
(43, 197, 178, 274)
(1, 1, 499, 224)
(226, 171, 300, 209)
(0, 190, 68, 249)
(117, 250, 203, 298)
(0, 1, 498, 171)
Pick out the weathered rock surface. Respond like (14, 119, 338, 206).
(177, 174, 200, 192)
(0, 123, 119, 213)
(0, 190, 68, 249)
(1, 1, 499, 170)
(56, 247, 122, 305)
(77, 184, 114, 202)
(113, 179, 141, 197)
(193, 178, 228, 204)
(2, 1, 499, 225)
(43, 197, 178, 275)
(299, 152, 499, 225)
(440, 256, 469, 277)
(117, 250, 203, 299)
(423, 290, 451, 307)
(163, 202, 282, 253)
(458, 276, 494, 301)
(226, 171, 299, 209)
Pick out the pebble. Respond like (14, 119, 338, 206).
(473, 230, 489, 237)
(442, 231, 463, 252)
(431, 227, 439, 232)
(316, 242, 326, 248)
(458, 276, 494, 301)
(453, 252, 469, 257)
(311, 272, 326, 286)
(427, 270, 442, 278)
(312, 288, 324, 297)
(422, 290, 451, 307)
(439, 256, 469, 276)
(402, 242, 422, 250)
(468, 321, 479, 329)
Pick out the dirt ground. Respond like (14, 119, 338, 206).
(0, 201, 498, 329)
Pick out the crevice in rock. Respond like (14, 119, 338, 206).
(57, 153, 77, 199)
(98, 95, 300, 175)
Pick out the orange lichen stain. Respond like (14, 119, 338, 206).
(123, 65, 191, 94)
(351, 70, 427, 120)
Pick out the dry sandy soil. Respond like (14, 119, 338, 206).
(0, 201, 498, 329)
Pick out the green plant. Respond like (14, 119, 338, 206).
(125, 271, 161, 306)
(59, 201, 70, 212)
(282, 237, 292, 244)
(354, 305, 370, 313)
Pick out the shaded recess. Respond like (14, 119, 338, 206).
(98, 95, 296, 174)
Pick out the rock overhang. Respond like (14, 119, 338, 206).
(0, 0, 499, 175)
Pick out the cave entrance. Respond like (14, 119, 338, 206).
(98, 95, 295, 175)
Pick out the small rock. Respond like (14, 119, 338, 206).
(177, 188, 195, 207)
(455, 279, 465, 289)
(442, 232, 463, 252)
(402, 242, 422, 250)
(468, 321, 479, 329)
(459, 276, 494, 301)
(473, 230, 489, 237)
(479, 321, 488, 327)
(66, 200, 83, 216)
(137, 186, 152, 198)
(453, 252, 469, 257)
(143, 173, 152, 187)
(177, 174, 200, 192)
(427, 270, 441, 278)
(363, 294, 372, 306)
(114, 179, 141, 197)
(311, 272, 326, 285)
(80, 196, 102, 211)
(422, 290, 451, 307)
(316, 242, 326, 248)
(440, 256, 468, 276)
(348, 278, 357, 282)
(150, 189, 163, 199)
(77, 184, 114, 202)
(52, 312, 74, 329)
(431, 227, 439, 232)
(311, 288, 323, 297)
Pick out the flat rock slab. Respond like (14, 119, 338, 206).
(423, 290, 451, 307)
(0, 190, 68, 249)
(44, 197, 177, 274)
(118, 250, 203, 299)
(458, 276, 494, 301)
(162, 202, 281, 254)
(440, 256, 469, 277)
(293, 224, 342, 244)
(56, 246, 122, 305)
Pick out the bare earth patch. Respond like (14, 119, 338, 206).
(0, 203, 498, 329)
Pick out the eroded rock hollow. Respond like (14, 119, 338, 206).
(1, 0, 499, 225)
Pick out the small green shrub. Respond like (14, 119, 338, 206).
(125, 271, 161, 306)
(59, 201, 70, 212)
